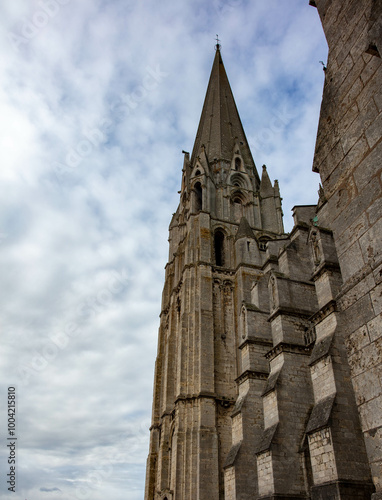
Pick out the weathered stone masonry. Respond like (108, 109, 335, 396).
(145, 2, 381, 497)
(310, 0, 382, 497)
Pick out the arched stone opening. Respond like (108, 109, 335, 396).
(214, 230, 225, 266)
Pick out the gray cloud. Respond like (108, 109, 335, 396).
(0, 1, 327, 498)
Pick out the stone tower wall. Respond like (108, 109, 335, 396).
(311, 0, 382, 496)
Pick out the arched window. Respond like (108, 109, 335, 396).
(214, 230, 225, 266)
(230, 173, 247, 189)
(235, 157, 241, 171)
(232, 193, 244, 222)
(195, 182, 202, 212)
(258, 237, 271, 251)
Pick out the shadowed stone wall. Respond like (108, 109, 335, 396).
(311, 0, 382, 496)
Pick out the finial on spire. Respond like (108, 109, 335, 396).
(215, 34, 221, 51)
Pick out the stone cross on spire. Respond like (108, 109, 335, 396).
(215, 34, 220, 50)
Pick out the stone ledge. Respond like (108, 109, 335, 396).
(242, 301, 262, 312)
(268, 306, 317, 322)
(288, 222, 311, 240)
(309, 333, 334, 365)
(255, 423, 278, 455)
(262, 254, 280, 269)
(235, 369, 268, 386)
(265, 342, 311, 361)
(238, 336, 273, 350)
(262, 370, 281, 397)
(235, 262, 263, 272)
(309, 299, 337, 325)
(258, 495, 307, 500)
(223, 441, 242, 468)
(174, 392, 235, 407)
(311, 479, 375, 500)
(311, 260, 341, 281)
(231, 393, 246, 417)
(306, 394, 336, 434)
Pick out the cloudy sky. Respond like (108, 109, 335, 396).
(0, 1, 328, 498)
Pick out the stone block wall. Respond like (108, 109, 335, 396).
(311, 0, 382, 495)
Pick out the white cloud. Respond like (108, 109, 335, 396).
(0, 0, 327, 498)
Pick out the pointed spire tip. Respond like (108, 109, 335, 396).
(215, 34, 221, 51)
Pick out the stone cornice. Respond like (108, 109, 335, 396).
(268, 306, 316, 322)
(234, 262, 263, 273)
(211, 265, 235, 276)
(265, 341, 312, 361)
(287, 222, 310, 240)
(261, 255, 279, 268)
(311, 261, 341, 281)
(235, 370, 269, 384)
(272, 274, 315, 287)
(239, 337, 273, 350)
(309, 299, 337, 326)
(174, 393, 235, 407)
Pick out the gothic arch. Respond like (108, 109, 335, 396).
(230, 189, 247, 204)
(229, 172, 249, 189)
(230, 189, 247, 222)
(214, 229, 225, 266)
(193, 181, 203, 212)
(231, 154, 244, 172)
(192, 163, 205, 178)
(258, 235, 271, 251)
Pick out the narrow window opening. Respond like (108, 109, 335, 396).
(259, 238, 270, 251)
(235, 157, 241, 171)
(195, 169, 201, 176)
(214, 230, 225, 266)
(195, 182, 202, 212)
(247, 241, 250, 251)
(233, 196, 243, 222)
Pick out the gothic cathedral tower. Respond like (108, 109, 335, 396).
(144, 43, 373, 500)
(144, 44, 284, 499)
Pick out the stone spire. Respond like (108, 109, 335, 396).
(191, 46, 257, 177)
(235, 216, 256, 241)
(259, 164, 274, 198)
